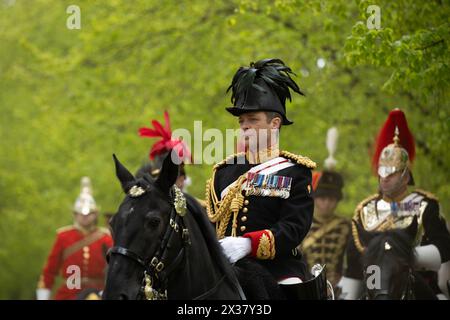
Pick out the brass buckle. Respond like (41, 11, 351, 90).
(170, 218, 179, 232)
(155, 261, 164, 272)
(150, 257, 159, 267)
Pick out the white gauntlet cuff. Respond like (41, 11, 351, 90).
(36, 288, 51, 300)
(336, 277, 363, 300)
(414, 245, 442, 271)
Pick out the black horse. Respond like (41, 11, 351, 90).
(103, 153, 247, 300)
(358, 218, 436, 300)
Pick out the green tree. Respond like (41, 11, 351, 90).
(0, 0, 448, 299)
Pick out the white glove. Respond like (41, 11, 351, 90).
(336, 276, 363, 300)
(219, 237, 251, 264)
(36, 288, 51, 300)
(414, 245, 441, 271)
(438, 261, 450, 298)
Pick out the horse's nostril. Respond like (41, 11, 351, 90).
(119, 293, 129, 300)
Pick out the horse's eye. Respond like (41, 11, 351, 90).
(146, 216, 161, 229)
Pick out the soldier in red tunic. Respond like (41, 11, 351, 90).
(36, 177, 113, 300)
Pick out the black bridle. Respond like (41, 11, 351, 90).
(106, 187, 190, 300)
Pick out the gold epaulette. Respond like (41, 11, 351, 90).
(56, 225, 75, 233)
(213, 152, 245, 171)
(352, 193, 379, 253)
(353, 193, 380, 218)
(280, 150, 316, 169)
(415, 189, 439, 201)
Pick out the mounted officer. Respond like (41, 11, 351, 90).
(205, 58, 327, 299)
(338, 109, 450, 300)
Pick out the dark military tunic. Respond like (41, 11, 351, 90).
(206, 151, 316, 280)
(344, 189, 450, 292)
(301, 215, 350, 286)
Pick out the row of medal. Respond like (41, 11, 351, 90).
(244, 172, 292, 199)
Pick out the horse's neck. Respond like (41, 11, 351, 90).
(167, 219, 223, 299)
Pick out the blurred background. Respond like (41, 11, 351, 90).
(0, 0, 448, 299)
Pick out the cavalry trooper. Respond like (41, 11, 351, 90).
(205, 58, 317, 297)
(300, 127, 350, 287)
(36, 177, 113, 300)
(338, 109, 450, 300)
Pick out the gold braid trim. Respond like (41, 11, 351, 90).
(280, 150, 316, 169)
(351, 193, 379, 253)
(354, 193, 380, 213)
(205, 163, 247, 239)
(351, 218, 365, 253)
(256, 230, 276, 260)
(414, 189, 439, 201)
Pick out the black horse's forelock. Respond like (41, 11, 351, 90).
(363, 228, 415, 268)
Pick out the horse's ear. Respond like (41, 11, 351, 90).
(155, 151, 180, 194)
(404, 216, 418, 241)
(113, 154, 135, 193)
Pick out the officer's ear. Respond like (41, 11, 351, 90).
(271, 116, 281, 130)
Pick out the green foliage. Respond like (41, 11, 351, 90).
(0, 0, 448, 299)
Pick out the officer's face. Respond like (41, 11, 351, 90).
(379, 170, 409, 197)
(238, 112, 280, 150)
(314, 196, 338, 217)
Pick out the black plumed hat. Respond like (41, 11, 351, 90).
(226, 58, 304, 125)
(312, 170, 344, 200)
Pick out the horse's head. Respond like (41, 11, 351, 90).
(359, 217, 418, 300)
(103, 153, 186, 300)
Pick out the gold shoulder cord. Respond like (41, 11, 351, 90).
(205, 153, 247, 239)
(415, 189, 439, 201)
(351, 216, 365, 253)
(206, 173, 247, 239)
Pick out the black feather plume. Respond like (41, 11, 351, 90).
(227, 58, 304, 105)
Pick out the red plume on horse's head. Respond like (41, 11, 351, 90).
(138, 110, 191, 163)
(372, 109, 415, 174)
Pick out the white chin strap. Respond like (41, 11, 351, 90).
(336, 277, 363, 300)
(414, 244, 442, 271)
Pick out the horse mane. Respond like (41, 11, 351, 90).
(363, 228, 415, 267)
(183, 193, 238, 283)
